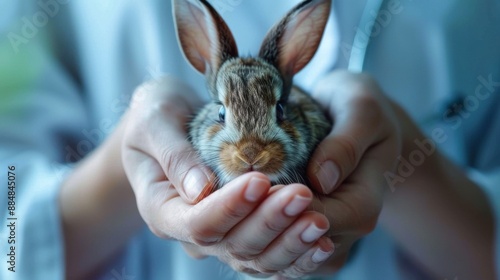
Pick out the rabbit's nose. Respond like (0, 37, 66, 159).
(237, 143, 267, 166)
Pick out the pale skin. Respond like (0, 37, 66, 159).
(60, 72, 495, 279)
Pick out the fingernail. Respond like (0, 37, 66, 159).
(311, 247, 334, 264)
(184, 168, 208, 201)
(284, 195, 310, 217)
(301, 223, 327, 243)
(315, 161, 340, 193)
(245, 177, 268, 202)
(312, 237, 335, 264)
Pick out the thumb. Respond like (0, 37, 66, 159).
(307, 72, 387, 194)
(307, 122, 369, 194)
(137, 95, 213, 203)
(152, 104, 213, 203)
(158, 140, 214, 203)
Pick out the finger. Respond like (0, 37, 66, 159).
(160, 172, 271, 244)
(251, 211, 330, 273)
(125, 78, 212, 203)
(280, 236, 335, 279)
(224, 184, 313, 260)
(311, 158, 387, 236)
(153, 133, 213, 203)
(333, 128, 398, 235)
(308, 72, 393, 194)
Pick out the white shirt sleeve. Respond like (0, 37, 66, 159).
(0, 2, 88, 279)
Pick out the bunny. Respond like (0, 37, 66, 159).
(173, 0, 332, 194)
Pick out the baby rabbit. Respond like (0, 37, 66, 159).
(173, 0, 332, 194)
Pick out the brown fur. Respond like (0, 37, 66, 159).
(174, 0, 333, 193)
(218, 58, 279, 107)
(219, 137, 285, 175)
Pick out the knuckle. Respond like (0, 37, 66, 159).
(355, 94, 384, 119)
(261, 218, 285, 236)
(232, 263, 260, 275)
(280, 235, 308, 257)
(189, 234, 218, 246)
(351, 93, 388, 130)
(281, 243, 306, 257)
(228, 252, 253, 262)
(225, 241, 260, 261)
(333, 135, 361, 169)
(252, 259, 277, 275)
(185, 223, 221, 246)
(160, 142, 191, 177)
(220, 201, 247, 221)
(134, 76, 177, 99)
(287, 265, 309, 278)
(297, 260, 318, 274)
(131, 80, 170, 110)
(153, 100, 183, 116)
(160, 145, 176, 173)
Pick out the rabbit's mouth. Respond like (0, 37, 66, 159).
(228, 165, 272, 178)
(219, 140, 285, 176)
(243, 164, 270, 173)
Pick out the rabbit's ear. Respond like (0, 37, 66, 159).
(259, 0, 331, 78)
(173, 0, 238, 74)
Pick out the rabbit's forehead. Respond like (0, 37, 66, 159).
(216, 60, 283, 107)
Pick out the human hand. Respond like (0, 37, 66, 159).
(179, 175, 334, 278)
(121, 76, 335, 278)
(305, 71, 401, 272)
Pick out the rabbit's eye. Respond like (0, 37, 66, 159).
(218, 106, 226, 123)
(276, 103, 285, 122)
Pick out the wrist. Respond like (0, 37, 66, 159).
(60, 117, 135, 217)
(60, 116, 143, 278)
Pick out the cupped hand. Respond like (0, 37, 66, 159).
(179, 176, 334, 278)
(121, 76, 334, 278)
(306, 70, 402, 272)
